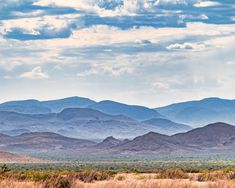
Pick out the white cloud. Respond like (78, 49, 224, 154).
(0, 14, 79, 36)
(167, 42, 206, 51)
(155, 0, 189, 6)
(152, 82, 169, 89)
(20, 66, 49, 79)
(194, 1, 221, 7)
(35, 22, 235, 52)
(33, 0, 191, 17)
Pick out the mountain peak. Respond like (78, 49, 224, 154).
(96, 136, 122, 148)
(206, 122, 233, 127)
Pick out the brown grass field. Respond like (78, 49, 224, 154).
(0, 170, 235, 188)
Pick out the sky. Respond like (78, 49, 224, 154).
(0, 0, 235, 107)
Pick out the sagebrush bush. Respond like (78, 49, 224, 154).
(197, 171, 225, 182)
(74, 170, 115, 183)
(157, 168, 188, 179)
(116, 175, 126, 181)
(43, 175, 73, 188)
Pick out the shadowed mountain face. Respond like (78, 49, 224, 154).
(0, 132, 96, 152)
(0, 123, 234, 156)
(0, 108, 166, 139)
(142, 118, 192, 135)
(172, 122, 235, 148)
(95, 136, 123, 149)
(89, 100, 162, 121)
(111, 123, 235, 153)
(156, 98, 235, 127)
(113, 132, 179, 152)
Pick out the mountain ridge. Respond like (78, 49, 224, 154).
(156, 97, 235, 126)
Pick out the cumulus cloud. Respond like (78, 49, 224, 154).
(20, 66, 48, 79)
(167, 42, 206, 51)
(33, 0, 142, 16)
(32, 0, 195, 17)
(194, 1, 221, 7)
(1, 14, 80, 40)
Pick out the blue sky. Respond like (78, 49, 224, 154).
(0, 0, 235, 107)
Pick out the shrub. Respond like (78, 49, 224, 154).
(43, 175, 73, 188)
(197, 171, 225, 182)
(226, 171, 235, 180)
(158, 168, 188, 179)
(75, 170, 115, 183)
(26, 172, 50, 182)
(0, 164, 10, 174)
(116, 175, 126, 181)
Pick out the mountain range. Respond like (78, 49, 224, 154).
(0, 97, 161, 121)
(0, 96, 235, 139)
(0, 108, 175, 139)
(0, 123, 234, 158)
(125, 122, 235, 153)
(1, 97, 235, 127)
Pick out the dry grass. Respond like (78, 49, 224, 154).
(0, 171, 235, 188)
(0, 180, 42, 188)
(75, 179, 235, 188)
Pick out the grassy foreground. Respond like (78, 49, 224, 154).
(0, 165, 235, 188)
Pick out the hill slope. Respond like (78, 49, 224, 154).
(0, 132, 96, 152)
(142, 118, 192, 135)
(172, 122, 235, 148)
(156, 98, 235, 127)
(0, 151, 43, 163)
(108, 123, 235, 153)
(89, 100, 162, 121)
(0, 108, 157, 139)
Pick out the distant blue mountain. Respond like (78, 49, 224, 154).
(89, 100, 162, 121)
(0, 97, 162, 121)
(42, 96, 96, 112)
(0, 97, 96, 114)
(0, 100, 51, 114)
(2, 96, 235, 127)
(0, 108, 164, 139)
(156, 98, 235, 127)
(142, 118, 192, 135)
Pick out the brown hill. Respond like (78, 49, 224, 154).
(0, 151, 42, 163)
(172, 122, 235, 148)
(108, 123, 235, 152)
(0, 132, 96, 152)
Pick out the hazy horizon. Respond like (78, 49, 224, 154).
(1, 95, 235, 109)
